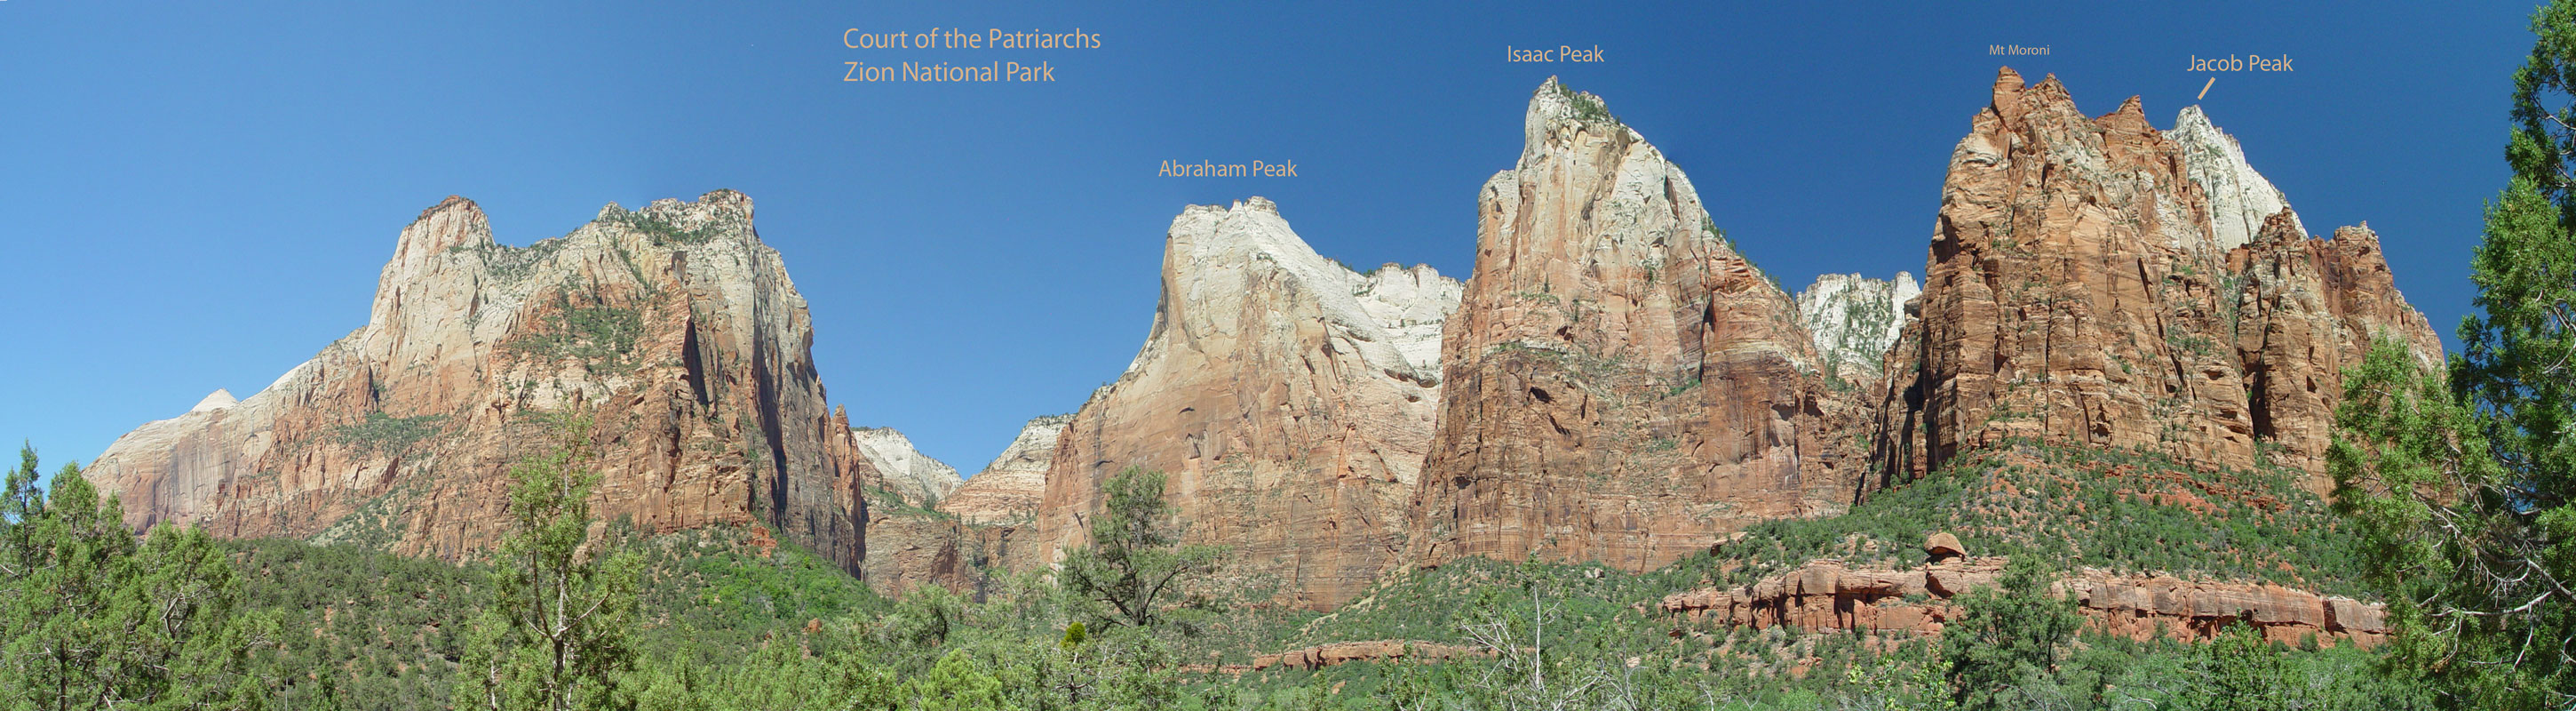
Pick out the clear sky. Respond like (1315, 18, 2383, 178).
(0, 1, 2535, 477)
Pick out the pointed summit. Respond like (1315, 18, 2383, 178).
(395, 196, 493, 260)
(1415, 78, 1845, 572)
(2172, 105, 2302, 250)
(187, 389, 237, 413)
(1522, 77, 1626, 162)
(1038, 196, 1461, 608)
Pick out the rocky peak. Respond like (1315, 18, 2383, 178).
(1523, 76, 1630, 162)
(1144, 197, 1460, 387)
(938, 414, 1072, 526)
(1797, 273, 1920, 382)
(851, 427, 961, 508)
(89, 190, 875, 570)
(2174, 106, 2303, 252)
(369, 196, 494, 331)
(188, 389, 239, 413)
(1038, 198, 1461, 608)
(392, 196, 495, 269)
(1411, 78, 1851, 572)
(980, 414, 1075, 478)
(1872, 68, 2441, 492)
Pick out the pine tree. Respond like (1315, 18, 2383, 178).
(0, 448, 274, 710)
(1056, 467, 1224, 633)
(1944, 555, 2079, 710)
(2198, 621, 2301, 711)
(2327, 4, 2576, 707)
(455, 413, 640, 711)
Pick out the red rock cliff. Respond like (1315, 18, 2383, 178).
(1872, 70, 2441, 492)
(1409, 78, 1856, 573)
(1034, 198, 1463, 609)
(86, 192, 879, 570)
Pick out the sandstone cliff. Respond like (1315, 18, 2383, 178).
(1661, 555, 2387, 647)
(852, 427, 961, 509)
(1796, 273, 1920, 383)
(1408, 78, 1857, 573)
(939, 414, 1069, 526)
(1035, 198, 1463, 609)
(1872, 69, 2441, 492)
(86, 192, 878, 570)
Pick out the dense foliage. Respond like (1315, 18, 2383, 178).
(0, 447, 275, 710)
(1057, 467, 1226, 633)
(2318, 3, 2576, 708)
(0, 431, 2441, 711)
(455, 414, 640, 711)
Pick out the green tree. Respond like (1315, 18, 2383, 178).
(456, 413, 641, 711)
(0, 448, 274, 710)
(1944, 555, 2079, 710)
(894, 650, 1007, 711)
(1057, 467, 1224, 633)
(2328, 4, 2576, 707)
(2196, 621, 2300, 711)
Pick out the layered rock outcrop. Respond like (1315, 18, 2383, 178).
(852, 427, 960, 508)
(87, 192, 878, 570)
(939, 414, 1069, 526)
(1797, 273, 1920, 383)
(1252, 641, 1488, 671)
(1409, 78, 1854, 573)
(1872, 69, 2441, 492)
(2228, 218, 2445, 477)
(859, 514, 978, 597)
(1660, 556, 2387, 647)
(1035, 197, 1463, 609)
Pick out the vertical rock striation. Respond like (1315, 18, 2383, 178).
(1035, 198, 1462, 609)
(1409, 78, 1856, 573)
(86, 191, 879, 570)
(1871, 69, 2440, 492)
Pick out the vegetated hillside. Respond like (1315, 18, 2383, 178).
(226, 523, 886, 711)
(1181, 436, 2410, 709)
(1284, 436, 2366, 654)
(1709, 438, 2365, 595)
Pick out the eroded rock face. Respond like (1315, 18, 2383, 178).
(852, 427, 960, 508)
(864, 413, 1077, 593)
(1872, 69, 2441, 491)
(1660, 557, 2387, 647)
(1798, 273, 1920, 383)
(2173, 107, 2302, 252)
(859, 514, 972, 596)
(2228, 218, 2445, 480)
(1035, 197, 1462, 609)
(1252, 641, 1489, 671)
(939, 414, 1069, 526)
(87, 192, 878, 570)
(1409, 78, 1854, 573)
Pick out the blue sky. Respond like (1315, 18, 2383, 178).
(0, 1, 2535, 476)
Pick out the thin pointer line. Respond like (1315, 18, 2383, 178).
(2198, 77, 2215, 100)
